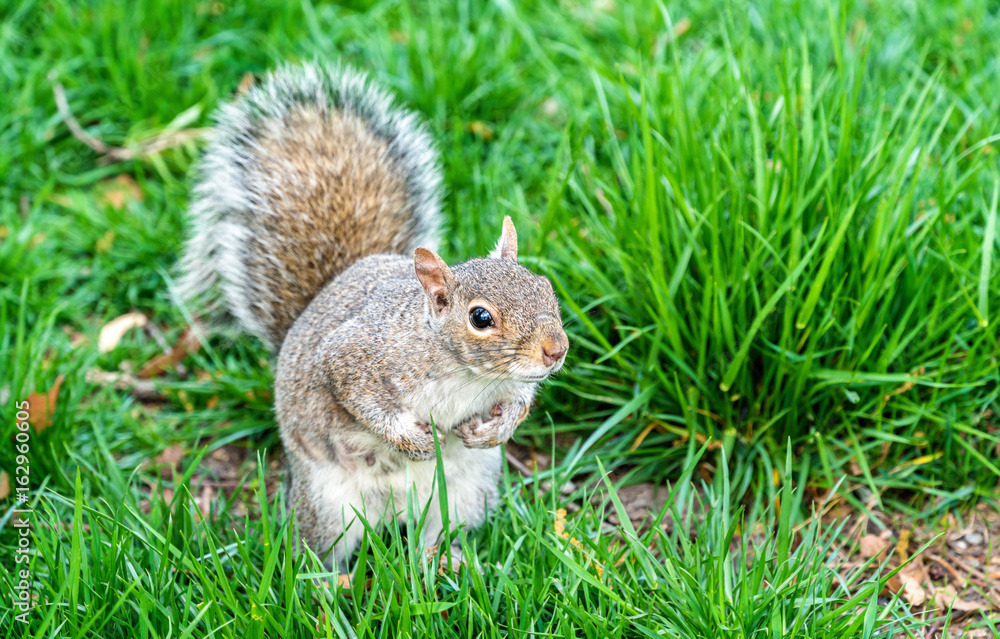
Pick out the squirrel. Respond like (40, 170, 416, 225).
(177, 62, 569, 571)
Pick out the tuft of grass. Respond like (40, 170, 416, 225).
(7, 444, 911, 638)
(521, 2, 1000, 502)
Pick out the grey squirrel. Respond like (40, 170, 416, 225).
(178, 62, 569, 571)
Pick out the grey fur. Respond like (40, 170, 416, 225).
(178, 63, 569, 572)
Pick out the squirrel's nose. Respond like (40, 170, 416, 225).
(541, 332, 569, 367)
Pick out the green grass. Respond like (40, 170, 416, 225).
(1, 0, 999, 636)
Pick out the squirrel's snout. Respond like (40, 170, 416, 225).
(541, 331, 569, 367)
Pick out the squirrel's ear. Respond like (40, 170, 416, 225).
(414, 248, 453, 315)
(489, 216, 518, 261)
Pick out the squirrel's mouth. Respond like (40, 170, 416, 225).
(517, 374, 548, 382)
(513, 367, 560, 383)
(478, 370, 548, 383)
(509, 358, 565, 383)
(475, 358, 562, 383)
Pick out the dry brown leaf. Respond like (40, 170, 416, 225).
(884, 530, 928, 606)
(26, 375, 64, 433)
(98, 175, 144, 209)
(337, 574, 353, 588)
(887, 570, 927, 607)
(0, 471, 9, 500)
(139, 328, 201, 378)
(98, 312, 148, 353)
(935, 585, 991, 613)
(859, 531, 892, 561)
(154, 445, 185, 479)
(237, 72, 256, 96)
(194, 484, 214, 522)
(63, 324, 89, 348)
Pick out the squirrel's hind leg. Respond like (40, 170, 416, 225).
(417, 445, 503, 568)
(290, 458, 392, 573)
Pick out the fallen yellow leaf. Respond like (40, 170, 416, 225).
(467, 121, 494, 141)
(98, 175, 143, 210)
(98, 312, 148, 353)
(907, 453, 942, 467)
(95, 230, 115, 253)
(673, 17, 692, 38)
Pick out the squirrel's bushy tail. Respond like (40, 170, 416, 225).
(178, 62, 443, 348)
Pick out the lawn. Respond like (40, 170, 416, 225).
(1, 0, 999, 637)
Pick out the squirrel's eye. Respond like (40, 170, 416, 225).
(469, 307, 494, 329)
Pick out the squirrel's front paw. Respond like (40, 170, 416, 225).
(393, 418, 446, 461)
(456, 404, 507, 449)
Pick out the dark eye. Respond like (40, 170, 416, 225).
(469, 307, 494, 329)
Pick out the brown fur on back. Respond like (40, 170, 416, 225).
(246, 106, 415, 344)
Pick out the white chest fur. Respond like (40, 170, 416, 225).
(406, 371, 522, 430)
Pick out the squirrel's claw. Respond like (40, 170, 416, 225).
(456, 413, 503, 449)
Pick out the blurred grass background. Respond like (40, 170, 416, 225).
(1, 0, 998, 636)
